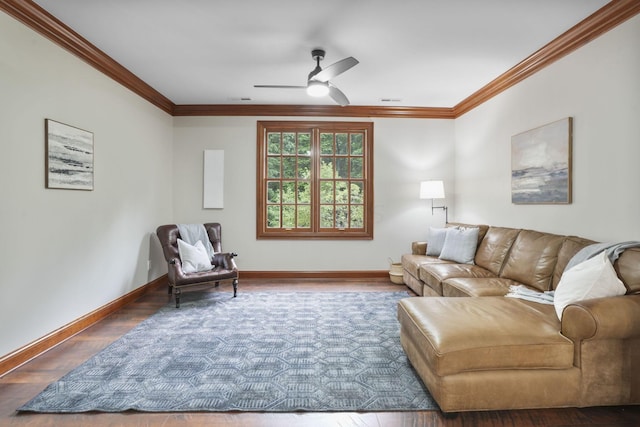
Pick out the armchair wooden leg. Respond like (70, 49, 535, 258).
(174, 288, 181, 308)
(233, 279, 238, 297)
(168, 284, 173, 295)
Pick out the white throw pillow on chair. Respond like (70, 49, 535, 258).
(177, 239, 214, 273)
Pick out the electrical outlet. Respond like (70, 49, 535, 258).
(147, 260, 151, 270)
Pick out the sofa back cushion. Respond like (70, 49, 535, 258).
(474, 227, 521, 275)
(500, 230, 566, 291)
(551, 236, 596, 289)
(614, 248, 640, 294)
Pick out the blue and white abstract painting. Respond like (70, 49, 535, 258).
(46, 119, 94, 190)
(511, 118, 572, 204)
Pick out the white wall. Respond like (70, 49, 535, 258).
(454, 14, 640, 242)
(172, 116, 455, 271)
(0, 12, 174, 357)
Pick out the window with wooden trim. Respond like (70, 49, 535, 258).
(257, 121, 374, 239)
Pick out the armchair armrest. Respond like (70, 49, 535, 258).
(213, 252, 239, 270)
(561, 294, 640, 342)
(411, 241, 428, 255)
(165, 257, 183, 285)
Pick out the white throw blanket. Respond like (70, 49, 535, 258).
(177, 224, 215, 259)
(505, 285, 555, 305)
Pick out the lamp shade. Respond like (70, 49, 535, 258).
(419, 180, 445, 199)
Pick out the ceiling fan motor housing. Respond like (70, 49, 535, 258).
(311, 49, 326, 61)
(309, 49, 325, 81)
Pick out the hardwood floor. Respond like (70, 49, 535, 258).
(1, 278, 639, 427)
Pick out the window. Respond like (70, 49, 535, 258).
(257, 121, 374, 239)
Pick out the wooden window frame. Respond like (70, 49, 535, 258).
(257, 121, 374, 240)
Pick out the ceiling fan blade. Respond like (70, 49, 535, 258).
(328, 84, 350, 106)
(313, 57, 359, 82)
(254, 85, 307, 89)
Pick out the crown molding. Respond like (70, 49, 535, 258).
(172, 104, 455, 119)
(0, 0, 174, 115)
(454, 0, 640, 117)
(2, 0, 639, 119)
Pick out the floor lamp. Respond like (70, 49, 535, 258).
(420, 180, 448, 224)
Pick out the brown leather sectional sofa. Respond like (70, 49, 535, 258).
(399, 223, 640, 412)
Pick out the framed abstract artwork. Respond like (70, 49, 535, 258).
(511, 117, 572, 204)
(45, 119, 94, 190)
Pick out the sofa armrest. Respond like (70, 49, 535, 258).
(561, 294, 640, 342)
(411, 241, 428, 255)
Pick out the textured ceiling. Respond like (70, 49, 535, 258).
(33, 0, 610, 107)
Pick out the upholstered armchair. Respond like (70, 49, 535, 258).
(156, 223, 238, 308)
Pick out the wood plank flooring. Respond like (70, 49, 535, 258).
(1, 278, 639, 427)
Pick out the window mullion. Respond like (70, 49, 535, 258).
(311, 128, 320, 233)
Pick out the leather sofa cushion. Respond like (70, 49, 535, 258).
(615, 248, 640, 294)
(397, 297, 574, 376)
(442, 277, 520, 297)
(552, 236, 596, 289)
(474, 227, 521, 275)
(401, 254, 451, 279)
(500, 230, 566, 292)
(403, 269, 426, 296)
(420, 263, 496, 296)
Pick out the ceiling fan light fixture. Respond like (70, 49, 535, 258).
(256, 49, 357, 105)
(307, 80, 329, 97)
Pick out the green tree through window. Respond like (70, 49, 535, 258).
(257, 121, 374, 239)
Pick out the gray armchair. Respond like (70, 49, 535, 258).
(156, 223, 238, 307)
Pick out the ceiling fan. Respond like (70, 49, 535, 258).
(254, 49, 359, 106)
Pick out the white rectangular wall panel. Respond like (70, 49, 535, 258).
(203, 150, 224, 208)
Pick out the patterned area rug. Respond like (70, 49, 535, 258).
(20, 291, 436, 413)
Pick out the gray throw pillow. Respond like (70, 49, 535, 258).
(439, 227, 479, 264)
(426, 227, 449, 256)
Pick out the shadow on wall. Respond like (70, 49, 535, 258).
(148, 231, 167, 282)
